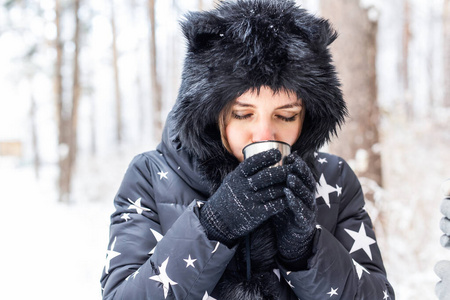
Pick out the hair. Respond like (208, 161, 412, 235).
(218, 101, 233, 154)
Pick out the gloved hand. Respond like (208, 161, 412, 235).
(440, 179, 450, 248)
(435, 260, 450, 300)
(200, 149, 289, 247)
(272, 153, 317, 266)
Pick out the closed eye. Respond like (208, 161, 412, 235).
(277, 113, 299, 122)
(232, 112, 252, 120)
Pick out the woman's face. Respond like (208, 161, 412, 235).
(225, 86, 305, 162)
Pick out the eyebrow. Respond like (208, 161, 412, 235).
(233, 101, 254, 108)
(234, 101, 302, 110)
(276, 103, 302, 109)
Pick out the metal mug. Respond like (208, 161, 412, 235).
(242, 140, 291, 167)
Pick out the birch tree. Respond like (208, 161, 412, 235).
(445, 0, 450, 107)
(402, 0, 412, 117)
(70, 0, 81, 167)
(54, 0, 70, 202)
(111, 0, 122, 144)
(148, 0, 163, 140)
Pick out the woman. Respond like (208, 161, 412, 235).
(100, 0, 395, 299)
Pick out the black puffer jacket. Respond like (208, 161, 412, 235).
(101, 1, 394, 299)
(100, 120, 394, 299)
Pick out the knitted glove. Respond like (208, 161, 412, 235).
(273, 153, 317, 267)
(200, 149, 289, 247)
(435, 260, 450, 300)
(440, 179, 450, 248)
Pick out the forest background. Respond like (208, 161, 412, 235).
(0, 0, 449, 299)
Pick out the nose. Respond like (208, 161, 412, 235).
(252, 118, 275, 142)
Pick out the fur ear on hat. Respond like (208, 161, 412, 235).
(181, 11, 226, 53)
(292, 18, 338, 52)
(170, 0, 347, 188)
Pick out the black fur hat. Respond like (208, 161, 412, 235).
(171, 0, 346, 185)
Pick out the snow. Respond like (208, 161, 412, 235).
(0, 0, 449, 299)
(377, 117, 450, 299)
(1, 118, 448, 299)
(0, 159, 111, 299)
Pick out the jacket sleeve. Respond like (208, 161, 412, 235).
(277, 158, 395, 299)
(100, 154, 236, 299)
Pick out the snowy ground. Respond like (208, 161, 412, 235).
(0, 162, 110, 299)
(0, 116, 449, 300)
(377, 114, 450, 299)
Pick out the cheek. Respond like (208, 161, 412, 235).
(225, 122, 247, 161)
(281, 120, 303, 145)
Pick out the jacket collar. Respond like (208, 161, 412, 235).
(157, 114, 211, 197)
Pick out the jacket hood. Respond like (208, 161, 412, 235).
(168, 0, 347, 191)
(159, 112, 239, 194)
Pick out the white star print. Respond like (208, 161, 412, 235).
(157, 171, 168, 180)
(335, 185, 342, 196)
(121, 213, 130, 222)
(383, 290, 390, 299)
(315, 174, 340, 208)
(105, 237, 121, 274)
(128, 198, 151, 215)
(345, 223, 376, 260)
(318, 157, 328, 164)
(202, 291, 217, 300)
(149, 228, 164, 254)
(352, 259, 370, 279)
(273, 269, 281, 281)
(150, 257, 178, 299)
(327, 287, 338, 297)
(126, 269, 139, 280)
(286, 279, 294, 289)
(183, 255, 197, 268)
(197, 200, 204, 208)
(212, 242, 220, 253)
(132, 269, 140, 279)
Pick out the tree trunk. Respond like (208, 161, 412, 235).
(320, 0, 382, 192)
(55, 0, 82, 203)
(111, 0, 122, 144)
(54, 0, 71, 203)
(70, 0, 81, 173)
(128, 1, 146, 143)
(29, 85, 40, 179)
(148, 0, 163, 141)
(402, 0, 413, 118)
(445, 0, 450, 107)
(90, 93, 97, 156)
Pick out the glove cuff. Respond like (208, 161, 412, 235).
(199, 204, 237, 248)
(277, 228, 316, 270)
